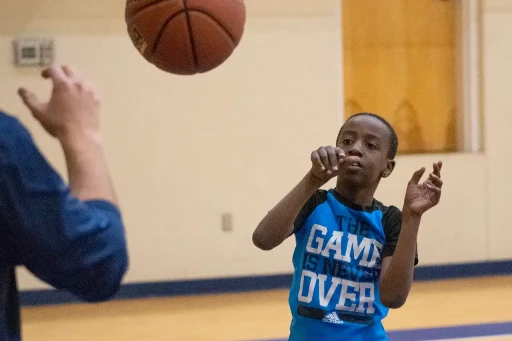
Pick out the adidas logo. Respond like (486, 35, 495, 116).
(323, 312, 344, 325)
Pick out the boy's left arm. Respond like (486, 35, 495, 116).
(379, 161, 443, 308)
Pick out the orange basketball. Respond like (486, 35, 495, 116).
(125, 0, 246, 75)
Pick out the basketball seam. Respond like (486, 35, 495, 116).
(182, 0, 199, 70)
(127, 0, 178, 23)
(188, 9, 237, 46)
(151, 10, 187, 61)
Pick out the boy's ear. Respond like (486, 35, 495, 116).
(381, 160, 395, 178)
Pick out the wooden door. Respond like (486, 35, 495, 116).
(342, 0, 457, 154)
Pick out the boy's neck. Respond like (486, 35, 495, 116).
(334, 181, 378, 207)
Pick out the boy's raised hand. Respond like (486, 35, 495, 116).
(403, 161, 443, 217)
(310, 146, 345, 184)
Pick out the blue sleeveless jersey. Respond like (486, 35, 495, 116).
(287, 189, 417, 341)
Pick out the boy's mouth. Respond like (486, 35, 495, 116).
(343, 156, 362, 169)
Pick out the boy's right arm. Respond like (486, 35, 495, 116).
(252, 171, 323, 250)
(252, 146, 345, 250)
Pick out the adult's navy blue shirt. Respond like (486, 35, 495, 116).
(0, 110, 128, 341)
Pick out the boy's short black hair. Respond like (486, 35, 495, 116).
(336, 112, 399, 159)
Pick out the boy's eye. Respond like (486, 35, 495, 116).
(343, 139, 352, 145)
(366, 143, 377, 149)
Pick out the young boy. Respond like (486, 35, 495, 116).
(252, 113, 443, 340)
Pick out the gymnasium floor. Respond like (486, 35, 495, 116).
(22, 275, 512, 341)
